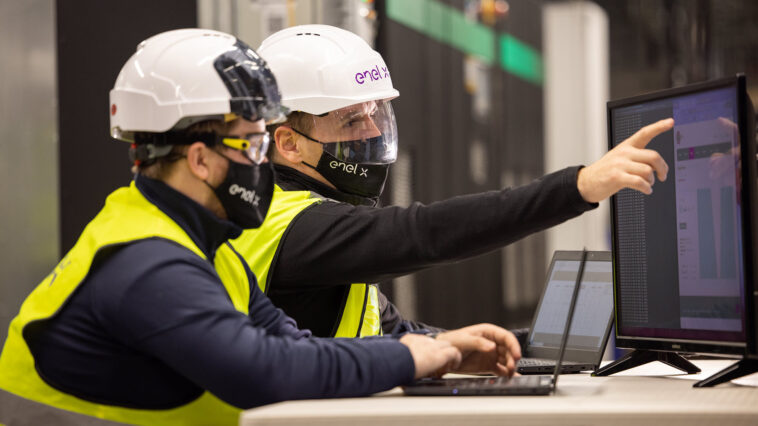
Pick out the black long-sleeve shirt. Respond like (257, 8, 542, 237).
(25, 175, 414, 411)
(267, 164, 597, 337)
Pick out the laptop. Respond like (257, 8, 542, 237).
(402, 249, 591, 396)
(518, 250, 614, 374)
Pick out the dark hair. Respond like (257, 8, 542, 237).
(135, 119, 237, 179)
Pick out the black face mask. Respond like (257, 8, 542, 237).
(304, 151, 390, 199)
(209, 155, 274, 229)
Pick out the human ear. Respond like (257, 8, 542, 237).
(184, 142, 213, 181)
(274, 126, 304, 164)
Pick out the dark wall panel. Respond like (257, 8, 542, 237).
(57, 0, 197, 254)
(378, 0, 545, 329)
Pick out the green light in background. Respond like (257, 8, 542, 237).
(499, 34, 543, 85)
(386, 0, 427, 34)
(386, 0, 543, 86)
(386, 0, 493, 65)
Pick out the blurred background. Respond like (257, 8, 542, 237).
(1, 0, 757, 346)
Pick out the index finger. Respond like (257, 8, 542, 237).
(484, 327, 522, 360)
(624, 118, 674, 149)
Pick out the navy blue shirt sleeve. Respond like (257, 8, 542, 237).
(225, 242, 312, 339)
(92, 239, 415, 408)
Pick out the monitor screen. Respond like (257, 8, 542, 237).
(609, 76, 756, 354)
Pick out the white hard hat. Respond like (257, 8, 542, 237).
(257, 24, 399, 115)
(110, 28, 286, 143)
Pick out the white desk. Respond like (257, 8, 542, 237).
(240, 360, 758, 426)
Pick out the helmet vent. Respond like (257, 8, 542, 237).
(295, 32, 321, 36)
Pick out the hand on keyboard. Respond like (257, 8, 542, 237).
(399, 334, 462, 379)
(435, 323, 522, 377)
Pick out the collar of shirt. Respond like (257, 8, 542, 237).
(273, 164, 378, 207)
(135, 174, 243, 260)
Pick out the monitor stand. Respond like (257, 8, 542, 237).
(593, 349, 700, 376)
(694, 358, 758, 387)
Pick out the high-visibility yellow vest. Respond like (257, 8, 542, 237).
(0, 182, 251, 426)
(231, 185, 382, 337)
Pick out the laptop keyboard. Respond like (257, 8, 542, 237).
(518, 358, 580, 367)
(518, 358, 554, 367)
(418, 375, 550, 388)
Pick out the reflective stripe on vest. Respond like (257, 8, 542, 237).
(0, 182, 250, 426)
(333, 283, 382, 338)
(231, 185, 382, 338)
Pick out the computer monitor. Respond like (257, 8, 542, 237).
(595, 74, 758, 387)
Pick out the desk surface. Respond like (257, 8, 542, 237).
(240, 360, 758, 426)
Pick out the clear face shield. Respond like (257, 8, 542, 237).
(293, 99, 398, 165)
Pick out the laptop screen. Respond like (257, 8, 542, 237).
(528, 254, 613, 355)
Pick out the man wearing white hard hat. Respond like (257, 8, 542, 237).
(232, 24, 672, 341)
(0, 29, 520, 426)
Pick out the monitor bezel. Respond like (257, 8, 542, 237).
(607, 74, 757, 357)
